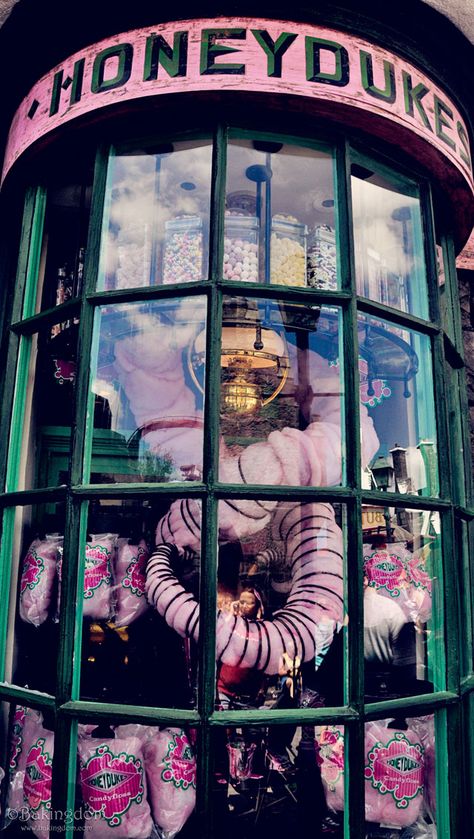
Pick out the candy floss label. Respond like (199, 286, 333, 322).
(162, 732, 196, 790)
(9, 707, 26, 770)
(24, 738, 53, 811)
(20, 549, 44, 593)
(364, 732, 424, 808)
(407, 555, 432, 593)
(81, 745, 144, 826)
(84, 544, 112, 598)
(365, 552, 405, 596)
(317, 728, 344, 790)
(122, 547, 147, 597)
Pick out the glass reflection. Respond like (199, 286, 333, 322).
(363, 506, 443, 701)
(351, 163, 428, 318)
(79, 498, 200, 708)
(214, 724, 342, 837)
(15, 321, 78, 491)
(215, 501, 345, 712)
(98, 141, 212, 290)
(89, 297, 206, 483)
(225, 139, 338, 288)
(359, 315, 439, 496)
(215, 301, 355, 486)
(4, 502, 65, 695)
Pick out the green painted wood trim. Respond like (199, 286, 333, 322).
(346, 720, 365, 838)
(442, 704, 458, 839)
(0, 507, 17, 681)
(210, 706, 358, 726)
(420, 180, 441, 327)
(21, 186, 47, 321)
(88, 280, 211, 307)
(363, 690, 458, 720)
(356, 296, 440, 336)
(0, 486, 68, 506)
(348, 500, 364, 709)
(58, 700, 200, 725)
(360, 490, 451, 510)
(69, 482, 207, 498)
(460, 676, 474, 695)
(0, 681, 56, 710)
(50, 717, 78, 838)
(432, 331, 453, 501)
(4, 335, 32, 493)
(440, 508, 457, 693)
(10, 297, 81, 335)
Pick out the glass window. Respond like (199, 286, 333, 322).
(97, 141, 212, 290)
(215, 501, 346, 711)
(79, 498, 201, 708)
(88, 297, 206, 483)
(1, 503, 65, 695)
(225, 139, 338, 288)
(351, 161, 428, 318)
(359, 315, 439, 496)
(363, 506, 443, 700)
(215, 300, 347, 486)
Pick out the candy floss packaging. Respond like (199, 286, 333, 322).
(315, 726, 345, 813)
(113, 538, 150, 627)
(19, 535, 63, 626)
(23, 729, 55, 839)
(78, 731, 153, 839)
(57, 534, 117, 620)
(142, 727, 196, 839)
(6, 706, 44, 815)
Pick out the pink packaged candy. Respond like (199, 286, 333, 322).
(6, 706, 43, 814)
(142, 727, 196, 839)
(363, 543, 432, 624)
(23, 731, 55, 839)
(315, 726, 345, 812)
(19, 536, 63, 626)
(78, 734, 153, 839)
(113, 539, 150, 628)
(57, 534, 117, 621)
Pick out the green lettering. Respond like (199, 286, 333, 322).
(91, 44, 134, 94)
(402, 72, 433, 131)
(457, 121, 472, 170)
(306, 37, 349, 86)
(251, 29, 297, 78)
(434, 96, 456, 150)
(200, 28, 246, 75)
(360, 50, 396, 103)
(143, 31, 188, 80)
(49, 58, 86, 116)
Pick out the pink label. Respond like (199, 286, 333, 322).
(359, 359, 391, 408)
(406, 555, 432, 593)
(122, 546, 147, 597)
(365, 551, 405, 595)
(318, 728, 344, 789)
(24, 738, 53, 811)
(80, 744, 144, 826)
(84, 545, 112, 599)
(9, 707, 26, 770)
(20, 549, 44, 594)
(161, 732, 196, 790)
(364, 733, 424, 808)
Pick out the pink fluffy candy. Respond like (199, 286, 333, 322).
(19, 536, 63, 626)
(142, 727, 196, 839)
(113, 539, 150, 627)
(6, 707, 43, 814)
(23, 731, 55, 839)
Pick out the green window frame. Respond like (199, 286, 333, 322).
(0, 122, 472, 839)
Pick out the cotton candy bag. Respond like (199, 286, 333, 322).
(315, 726, 345, 812)
(6, 706, 43, 814)
(364, 721, 425, 826)
(23, 731, 55, 839)
(57, 534, 117, 621)
(142, 727, 196, 839)
(78, 733, 153, 839)
(113, 539, 150, 627)
(19, 536, 62, 626)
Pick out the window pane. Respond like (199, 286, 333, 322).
(359, 315, 439, 496)
(225, 139, 338, 288)
(215, 501, 345, 712)
(3, 502, 65, 695)
(14, 321, 79, 491)
(364, 716, 436, 836)
(88, 297, 206, 483)
(216, 301, 352, 486)
(1, 701, 56, 836)
(214, 724, 338, 835)
(79, 498, 200, 708)
(97, 141, 212, 290)
(35, 169, 92, 314)
(351, 163, 428, 318)
(363, 506, 443, 701)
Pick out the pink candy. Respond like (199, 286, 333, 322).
(6, 706, 43, 814)
(23, 731, 55, 838)
(142, 727, 196, 839)
(19, 536, 62, 626)
(113, 539, 150, 627)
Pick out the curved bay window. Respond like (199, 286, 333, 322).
(0, 126, 471, 839)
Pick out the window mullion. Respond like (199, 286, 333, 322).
(50, 716, 78, 838)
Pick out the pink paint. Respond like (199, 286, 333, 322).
(2, 17, 473, 200)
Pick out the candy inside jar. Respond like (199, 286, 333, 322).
(307, 225, 337, 290)
(270, 214, 307, 286)
(162, 215, 204, 284)
(223, 213, 259, 282)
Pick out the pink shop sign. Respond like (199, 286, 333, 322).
(2, 17, 473, 190)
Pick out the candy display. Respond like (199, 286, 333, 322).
(162, 216, 203, 284)
(57, 534, 117, 621)
(223, 215, 259, 282)
(307, 225, 337, 289)
(363, 542, 433, 624)
(23, 731, 55, 839)
(78, 733, 153, 839)
(113, 220, 152, 290)
(6, 706, 44, 814)
(19, 536, 63, 626)
(113, 538, 150, 628)
(142, 727, 196, 839)
(270, 215, 307, 286)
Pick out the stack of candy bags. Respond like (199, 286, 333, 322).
(18, 535, 150, 627)
(2, 709, 196, 839)
(316, 717, 437, 836)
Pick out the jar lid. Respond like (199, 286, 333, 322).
(165, 215, 203, 231)
(225, 215, 259, 230)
